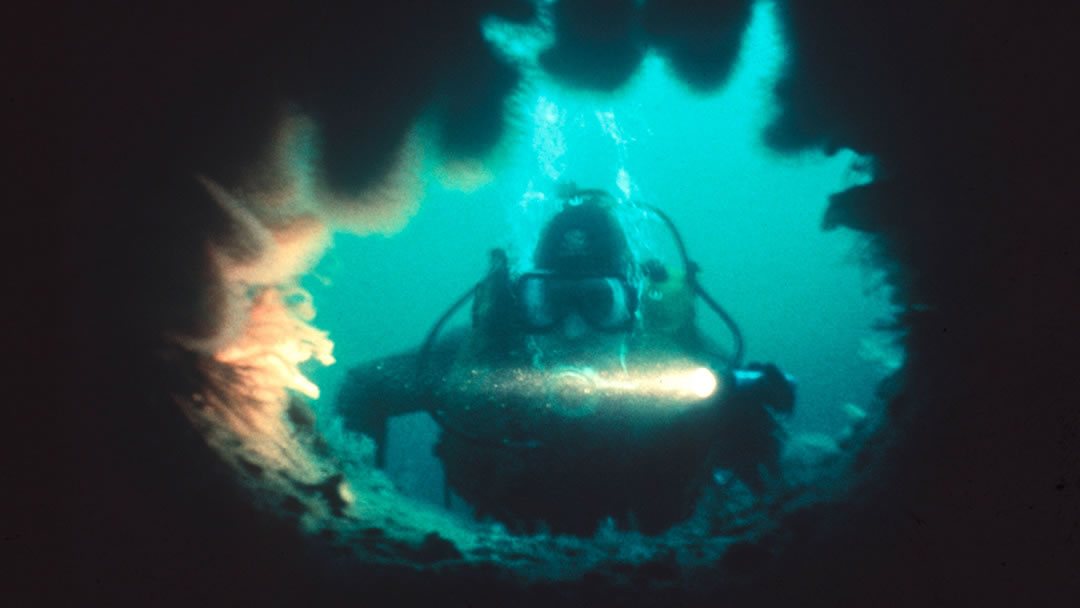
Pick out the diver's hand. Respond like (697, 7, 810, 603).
(737, 362, 796, 414)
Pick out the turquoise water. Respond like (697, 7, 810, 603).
(303, 1, 895, 457)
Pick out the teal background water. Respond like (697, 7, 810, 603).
(303, 1, 896, 442)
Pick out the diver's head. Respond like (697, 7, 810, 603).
(533, 188, 633, 279)
(516, 187, 639, 342)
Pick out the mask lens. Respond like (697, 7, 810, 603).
(517, 275, 635, 332)
(580, 278, 631, 329)
(519, 275, 555, 330)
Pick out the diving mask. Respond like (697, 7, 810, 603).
(515, 273, 638, 333)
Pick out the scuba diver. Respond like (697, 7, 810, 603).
(337, 185, 795, 536)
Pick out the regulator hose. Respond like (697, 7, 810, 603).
(641, 203, 745, 367)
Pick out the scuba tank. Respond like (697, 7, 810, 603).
(637, 260, 697, 349)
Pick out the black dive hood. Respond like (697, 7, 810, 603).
(415, 194, 745, 449)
